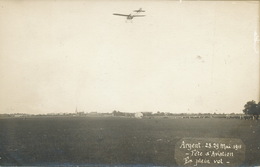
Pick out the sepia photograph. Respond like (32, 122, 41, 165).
(0, 0, 259, 166)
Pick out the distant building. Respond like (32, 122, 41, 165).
(76, 112, 85, 116)
(134, 112, 143, 118)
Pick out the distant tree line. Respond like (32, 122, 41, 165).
(243, 100, 260, 120)
(112, 110, 126, 117)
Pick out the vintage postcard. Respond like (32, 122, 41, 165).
(0, 0, 259, 166)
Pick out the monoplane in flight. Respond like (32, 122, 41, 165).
(133, 8, 145, 13)
(113, 8, 145, 21)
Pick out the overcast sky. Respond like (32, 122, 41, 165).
(0, 0, 259, 114)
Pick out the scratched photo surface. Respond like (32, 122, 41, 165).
(0, 0, 259, 166)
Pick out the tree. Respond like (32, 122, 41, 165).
(112, 110, 125, 116)
(243, 100, 260, 120)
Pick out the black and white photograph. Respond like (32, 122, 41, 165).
(0, 0, 259, 166)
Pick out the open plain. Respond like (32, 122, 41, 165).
(0, 117, 259, 166)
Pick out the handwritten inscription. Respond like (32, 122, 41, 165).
(175, 138, 245, 166)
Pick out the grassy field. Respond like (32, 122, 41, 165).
(0, 117, 259, 166)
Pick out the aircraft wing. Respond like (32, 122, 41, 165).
(113, 13, 129, 17)
(133, 15, 146, 17)
(134, 10, 145, 12)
